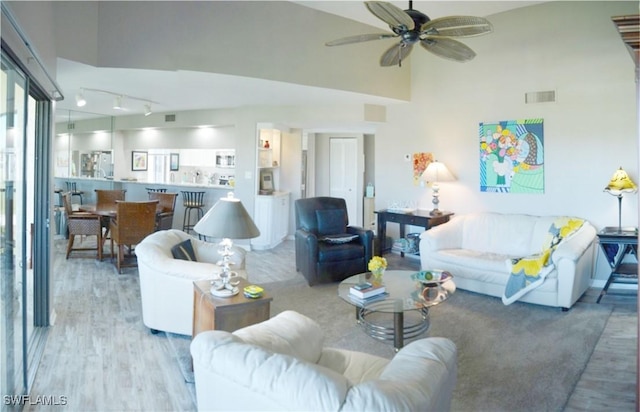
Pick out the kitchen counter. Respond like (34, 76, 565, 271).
(54, 177, 234, 231)
(57, 176, 233, 190)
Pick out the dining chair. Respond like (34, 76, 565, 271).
(110, 200, 159, 273)
(62, 192, 103, 260)
(95, 189, 126, 206)
(148, 192, 178, 231)
(95, 189, 126, 239)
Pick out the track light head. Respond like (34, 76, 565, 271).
(75, 92, 86, 107)
(144, 103, 152, 116)
(113, 95, 123, 110)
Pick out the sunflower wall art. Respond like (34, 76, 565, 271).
(479, 119, 544, 193)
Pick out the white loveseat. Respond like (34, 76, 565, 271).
(136, 229, 246, 335)
(191, 310, 457, 411)
(419, 213, 596, 309)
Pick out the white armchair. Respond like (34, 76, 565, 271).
(136, 229, 246, 335)
(190, 310, 457, 411)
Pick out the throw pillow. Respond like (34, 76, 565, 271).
(321, 234, 359, 244)
(171, 239, 197, 261)
(315, 209, 346, 235)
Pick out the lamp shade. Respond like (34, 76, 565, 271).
(194, 193, 260, 239)
(604, 167, 638, 196)
(421, 161, 456, 183)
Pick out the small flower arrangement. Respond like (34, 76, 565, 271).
(368, 256, 387, 272)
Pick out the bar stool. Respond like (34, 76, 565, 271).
(146, 187, 167, 194)
(65, 181, 84, 204)
(54, 188, 63, 207)
(181, 191, 205, 234)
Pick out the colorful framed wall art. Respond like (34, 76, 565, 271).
(412, 152, 434, 186)
(479, 119, 544, 193)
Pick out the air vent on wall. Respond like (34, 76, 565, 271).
(525, 90, 556, 104)
(164, 114, 176, 122)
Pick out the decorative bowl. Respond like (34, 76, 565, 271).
(412, 270, 453, 286)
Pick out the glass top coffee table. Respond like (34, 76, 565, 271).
(338, 270, 455, 350)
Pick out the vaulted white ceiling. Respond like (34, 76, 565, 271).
(55, 1, 544, 122)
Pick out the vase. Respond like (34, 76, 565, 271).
(371, 268, 385, 282)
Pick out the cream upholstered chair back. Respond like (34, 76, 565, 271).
(190, 310, 458, 411)
(135, 229, 246, 335)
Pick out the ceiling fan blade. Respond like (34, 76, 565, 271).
(365, 1, 414, 31)
(420, 36, 476, 62)
(325, 33, 398, 47)
(421, 16, 493, 37)
(380, 43, 414, 67)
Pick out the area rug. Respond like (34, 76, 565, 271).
(169, 277, 612, 411)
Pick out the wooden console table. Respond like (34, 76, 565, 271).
(596, 227, 638, 303)
(192, 278, 272, 337)
(375, 209, 454, 256)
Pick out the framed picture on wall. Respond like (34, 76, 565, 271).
(132, 151, 148, 171)
(170, 153, 180, 171)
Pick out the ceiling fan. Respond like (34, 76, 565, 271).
(326, 1, 493, 67)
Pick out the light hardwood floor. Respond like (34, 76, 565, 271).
(24, 237, 637, 411)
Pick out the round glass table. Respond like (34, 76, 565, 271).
(338, 270, 455, 350)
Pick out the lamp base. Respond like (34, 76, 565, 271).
(430, 209, 443, 216)
(210, 286, 239, 297)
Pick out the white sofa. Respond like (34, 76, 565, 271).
(136, 229, 246, 335)
(419, 213, 596, 309)
(191, 310, 457, 412)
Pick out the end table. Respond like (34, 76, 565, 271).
(192, 278, 272, 336)
(596, 227, 638, 303)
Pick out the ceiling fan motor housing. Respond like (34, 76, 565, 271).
(393, 8, 430, 45)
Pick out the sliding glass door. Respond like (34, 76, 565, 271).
(1, 50, 51, 406)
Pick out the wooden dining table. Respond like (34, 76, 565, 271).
(79, 203, 164, 217)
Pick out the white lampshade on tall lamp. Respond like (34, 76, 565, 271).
(421, 160, 456, 216)
(604, 167, 638, 232)
(194, 193, 260, 296)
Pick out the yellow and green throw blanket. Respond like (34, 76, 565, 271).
(502, 217, 585, 305)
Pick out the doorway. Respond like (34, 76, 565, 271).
(330, 137, 359, 224)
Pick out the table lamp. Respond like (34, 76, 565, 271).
(421, 160, 456, 216)
(603, 167, 637, 232)
(194, 192, 260, 296)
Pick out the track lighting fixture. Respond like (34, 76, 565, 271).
(75, 91, 86, 107)
(75, 87, 158, 115)
(113, 95, 123, 110)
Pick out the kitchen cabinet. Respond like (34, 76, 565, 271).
(251, 191, 290, 250)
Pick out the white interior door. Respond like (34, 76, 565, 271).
(330, 138, 358, 224)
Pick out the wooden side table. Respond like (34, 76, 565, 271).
(375, 209, 454, 256)
(596, 227, 638, 303)
(192, 278, 272, 337)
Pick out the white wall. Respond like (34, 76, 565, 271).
(373, 1, 639, 281)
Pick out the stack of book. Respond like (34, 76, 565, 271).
(349, 282, 387, 302)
